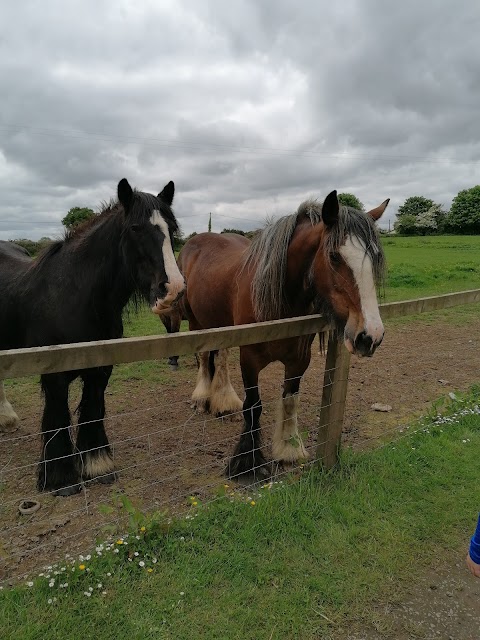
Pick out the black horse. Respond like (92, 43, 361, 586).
(0, 179, 185, 496)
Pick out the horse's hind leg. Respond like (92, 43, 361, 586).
(38, 373, 81, 496)
(272, 353, 311, 464)
(191, 351, 212, 413)
(227, 347, 269, 481)
(209, 349, 243, 417)
(0, 380, 20, 433)
(76, 366, 115, 485)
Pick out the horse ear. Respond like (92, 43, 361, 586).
(322, 190, 340, 227)
(158, 181, 175, 206)
(367, 198, 390, 221)
(118, 179, 133, 211)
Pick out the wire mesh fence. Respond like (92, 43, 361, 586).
(1, 293, 480, 584)
(0, 336, 342, 582)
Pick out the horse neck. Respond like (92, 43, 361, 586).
(70, 216, 134, 313)
(284, 221, 324, 314)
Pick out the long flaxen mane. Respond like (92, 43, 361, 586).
(243, 199, 386, 322)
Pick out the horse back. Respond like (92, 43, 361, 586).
(0, 241, 33, 349)
(178, 232, 252, 328)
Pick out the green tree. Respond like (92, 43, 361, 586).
(415, 206, 439, 235)
(173, 229, 185, 252)
(446, 186, 480, 234)
(397, 196, 435, 219)
(338, 193, 364, 211)
(62, 206, 95, 229)
(221, 228, 246, 235)
(394, 214, 418, 235)
(10, 238, 38, 255)
(9, 237, 53, 256)
(208, 213, 212, 232)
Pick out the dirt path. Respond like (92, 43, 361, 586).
(346, 551, 480, 640)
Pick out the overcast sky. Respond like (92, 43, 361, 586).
(1, 0, 479, 240)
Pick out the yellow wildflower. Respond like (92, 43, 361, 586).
(79, 564, 86, 571)
(250, 501, 256, 506)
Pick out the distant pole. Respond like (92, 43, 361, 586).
(208, 212, 212, 232)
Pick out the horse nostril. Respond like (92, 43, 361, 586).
(354, 331, 374, 356)
(157, 283, 168, 300)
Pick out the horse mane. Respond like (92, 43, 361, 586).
(243, 199, 385, 321)
(31, 191, 180, 273)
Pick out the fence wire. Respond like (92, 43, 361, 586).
(1, 322, 479, 584)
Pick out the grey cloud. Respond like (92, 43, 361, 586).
(0, 0, 479, 240)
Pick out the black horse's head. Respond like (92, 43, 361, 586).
(118, 178, 185, 313)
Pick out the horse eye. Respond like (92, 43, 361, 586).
(330, 253, 342, 265)
(130, 224, 141, 233)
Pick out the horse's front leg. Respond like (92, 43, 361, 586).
(227, 347, 269, 481)
(191, 351, 213, 413)
(0, 380, 19, 433)
(38, 373, 81, 496)
(76, 366, 116, 485)
(272, 340, 313, 464)
(161, 310, 181, 370)
(209, 349, 243, 417)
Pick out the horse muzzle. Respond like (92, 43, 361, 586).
(344, 329, 384, 357)
(151, 279, 186, 315)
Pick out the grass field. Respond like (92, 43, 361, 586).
(382, 235, 480, 302)
(2, 389, 479, 639)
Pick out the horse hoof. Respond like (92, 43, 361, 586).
(169, 363, 179, 372)
(214, 410, 242, 422)
(191, 400, 210, 414)
(53, 484, 83, 497)
(226, 457, 271, 483)
(97, 472, 117, 485)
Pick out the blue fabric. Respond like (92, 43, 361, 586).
(469, 514, 480, 564)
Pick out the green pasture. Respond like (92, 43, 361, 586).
(381, 234, 480, 302)
(2, 389, 480, 639)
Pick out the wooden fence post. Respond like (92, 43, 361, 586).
(316, 331, 352, 469)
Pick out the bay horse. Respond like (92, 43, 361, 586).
(170, 190, 389, 480)
(0, 180, 185, 496)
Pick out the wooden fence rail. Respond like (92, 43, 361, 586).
(1, 288, 479, 469)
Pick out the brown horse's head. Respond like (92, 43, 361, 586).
(308, 191, 388, 357)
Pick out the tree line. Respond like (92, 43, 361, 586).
(394, 186, 480, 235)
(8, 186, 480, 255)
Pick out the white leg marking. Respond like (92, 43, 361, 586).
(150, 211, 185, 303)
(0, 380, 20, 433)
(340, 237, 384, 342)
(82, 450, 115, 480)
(272, 393, 308, 462)
(209, 349, 243, 417)
(192, 352, 212, 413)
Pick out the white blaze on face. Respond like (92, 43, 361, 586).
(150, 211, 185, 309)
(339, 236, 384, 345)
